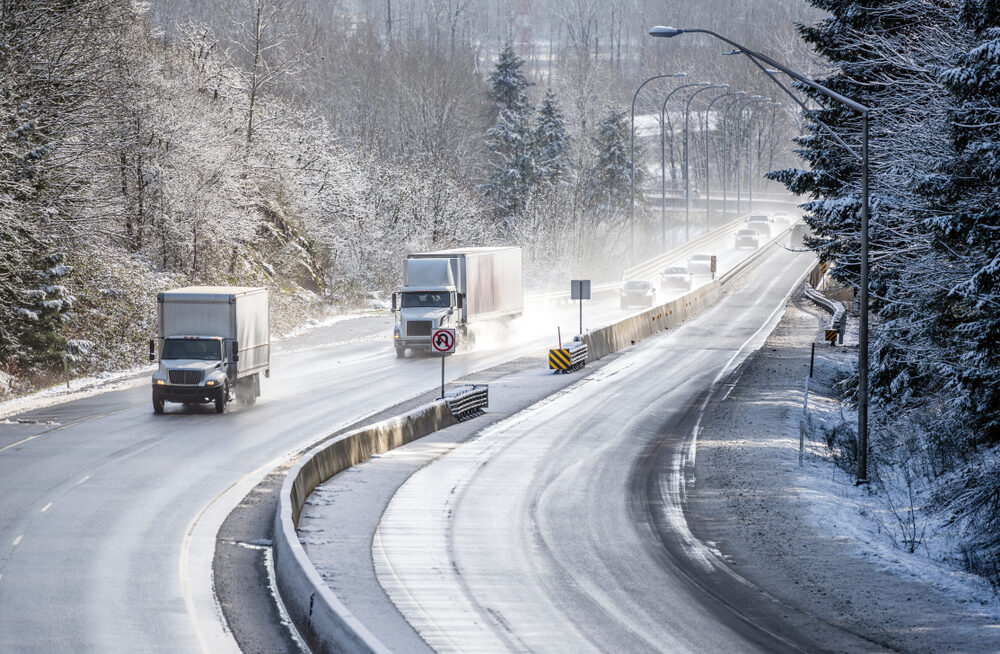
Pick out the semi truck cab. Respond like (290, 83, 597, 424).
(392, 248, 522, 359)
(392, 280, 464, 357)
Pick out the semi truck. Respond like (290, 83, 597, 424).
(391, 247, 523, 357)
(150, 286, 270, 414)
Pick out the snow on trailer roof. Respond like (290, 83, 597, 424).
(407, 246, 520, 256)
(158, 286, 267, 301)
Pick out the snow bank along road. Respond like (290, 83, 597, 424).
(306, 245, 879, 653)
(0, 213, 787, 652)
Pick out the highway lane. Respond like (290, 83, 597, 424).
(0, 215, 783, 652)
(372, 244, 867, 653)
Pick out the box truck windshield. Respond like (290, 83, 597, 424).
(162, 338, 222, 361)
(401, 292, 451, 308)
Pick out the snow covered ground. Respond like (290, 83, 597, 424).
(690, 295, 1000, 652)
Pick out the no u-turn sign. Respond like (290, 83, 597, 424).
(432, 328, 456, 355)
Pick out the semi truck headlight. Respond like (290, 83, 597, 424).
(393, 333, 399, 339)
(155, 379, 164, 385)
(205, 380, 217, 386)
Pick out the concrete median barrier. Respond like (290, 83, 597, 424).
(582, 282, 722, 361)
(273, 399, 459, 654)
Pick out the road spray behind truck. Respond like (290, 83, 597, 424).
(392, 247, 522, 357)
(150, 286, 269, 414)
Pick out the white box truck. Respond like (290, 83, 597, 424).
(150, 286, 269, 414)
(391, 247, 522, 357)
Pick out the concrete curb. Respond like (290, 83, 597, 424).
(272, 400, 458, 654)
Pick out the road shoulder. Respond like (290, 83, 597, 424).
(688, 294, 1000, 653)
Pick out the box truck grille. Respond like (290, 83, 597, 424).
(407, 321, 432, 336)
(168, 370, 203, 385)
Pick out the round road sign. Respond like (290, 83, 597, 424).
(432, 328, 456, 354)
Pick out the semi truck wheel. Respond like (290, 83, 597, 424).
(395, 347, 405, 358)
(215, 387, 227, 413)
(152, 395, 164, 414)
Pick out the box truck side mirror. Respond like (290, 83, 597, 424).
(149, 339, 156, 362)
(456, 293, 464, 309)
(391, 293, 398, 312)
(232, 341, 239, 363)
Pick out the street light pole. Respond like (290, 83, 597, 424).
(747, 101, 781, 215)
(650, 24, 873, 484)
(659, 81, 708, 250)
(704, 90, 743, 230)
(746, 99, 773, 215)
(684, 84, 726, 241)
(720, 94, 747, 219)
(631, 73, 687, 263)
(734, 96, 762, 217)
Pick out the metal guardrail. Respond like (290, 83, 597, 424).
(803, 281, 847, 344)
(549, 341, 588, 373)
(445, 385, 489, 421)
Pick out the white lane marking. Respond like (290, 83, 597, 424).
(0, 409, 126, 454)
(12, 535, 23, 547)
(40, 503, 52, 513)
(663, 256, 815, 574)
(76, 475, 90, 485)
(179, 453, 294, 654)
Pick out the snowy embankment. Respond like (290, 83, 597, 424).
(691, 294, 999, 653)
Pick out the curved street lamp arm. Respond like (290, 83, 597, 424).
(651, 26, 869, 114)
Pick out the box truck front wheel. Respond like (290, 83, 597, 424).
(215, 386, 227, 413)
(152, 394, 164, 415)
(395, 347, 405, 358)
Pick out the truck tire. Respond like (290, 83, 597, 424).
(395, 347, 405, 358)
(152, 395, 164, 415)
(215, 387, 227, 414)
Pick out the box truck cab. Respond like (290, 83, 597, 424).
(150, 286, 269, 414)
(392, 247, 522, 358)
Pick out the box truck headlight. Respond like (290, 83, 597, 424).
(155, 379, 165, 386)
(205, 380, 217, 386)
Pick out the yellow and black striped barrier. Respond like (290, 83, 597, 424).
(549, 343, 588, 373)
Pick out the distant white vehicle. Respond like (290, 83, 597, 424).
(620, 279, 656, 308)
(660, 265, 692, 290)
(771, 210, 791, 225)
(734, 228, 760, 249)
(687, 253, 716, 275)
(746, 214, 772, 239)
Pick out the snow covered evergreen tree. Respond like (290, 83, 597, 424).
(483, 44, 535, 222)
(533, 89, 571, 190)
(925, 0, 1000, 446)
(586, 107, 637, 214)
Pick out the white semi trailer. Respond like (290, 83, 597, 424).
(150, 286, 269, 414)
(392, 247, 522, 357)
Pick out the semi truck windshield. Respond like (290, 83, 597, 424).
(162, 338, 222, 360)
(401, 292, 450, 308)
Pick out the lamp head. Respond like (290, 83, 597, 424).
(649, 26, 685, 38)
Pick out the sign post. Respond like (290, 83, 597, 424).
(571, 279, 591, 335)
(431, 328, 456, 398)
